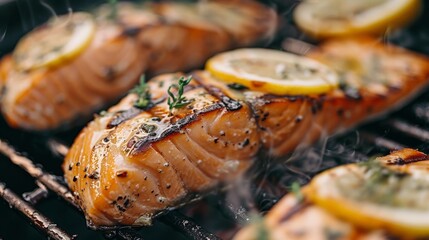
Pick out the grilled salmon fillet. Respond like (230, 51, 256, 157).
(64, 73, 260, 226)
(234, 190, 387, 240)
(234, 149, 429, 240)
(0, 0, 277, 131)
(64, 38, 429, 227)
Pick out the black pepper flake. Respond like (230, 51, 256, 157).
(144, 176, 147, 181)
(124, 199, 130, 208)
(117, 196, 123, 201)
(75, 162, 80, 166)
(151, 117, 161, 122)
(88, 171, 100, 180)
(72, 176, 78, 182)
(116, 170, 128, 178)
(151, 190, 154, 194)
(295, 115, 303, 123)
(166, 184, 171, 189)
(241, 139, 250, 148)
(103, 137, 110, 143)
(261, 112, 269, 121)
(220, 131, 225, 136)
(214, 138, 219, 144)
(311, 101, 323, 114)
(68, 164, 73, 171)
(84, 166, 88, 172)
(116, 205, 126, 212)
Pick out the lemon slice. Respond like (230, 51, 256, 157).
(308, 162, 429, 238)
(294, 0, 421, 39)
(13, 12, 96, 71)
(206, 48, 338, 95)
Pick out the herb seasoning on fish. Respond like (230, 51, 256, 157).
(167, 76, 193, 110)
(130, 75, 153, 110)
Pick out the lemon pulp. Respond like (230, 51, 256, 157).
(206, 48, 338, 95)
(294, 0, 421, 39)
(308, 162, 429, 237)
(13, 12, 96, 71)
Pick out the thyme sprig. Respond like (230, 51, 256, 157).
(130, 75, 152, 110)
(167, 76, 192, 110)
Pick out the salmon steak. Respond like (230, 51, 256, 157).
(234, 148, 429, 240)
(64, 37, 429, 227)
(0, 0, 277, 131)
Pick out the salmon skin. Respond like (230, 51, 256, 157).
(0, 0, 277, 131)
(63, 37, 429, 228)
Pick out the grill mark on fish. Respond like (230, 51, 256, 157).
(107, 108, 142, 129)
(192, 72, 242, 111)
(131, 103, 223, 155)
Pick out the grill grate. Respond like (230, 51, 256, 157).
(1, 1, 429, 239)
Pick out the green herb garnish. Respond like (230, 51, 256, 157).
(291, 181, 304, 203)
(108, 0, 118, 20)
(130, 75, 152, 110)
(167, 76, 193, 111)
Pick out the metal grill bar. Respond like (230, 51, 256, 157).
(0, 182, 72, 240)
(161, 211, 221, 240)
(0, 140, 78, 208)
(360, 131, 406, 150)
(387, 118, 429, 142)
